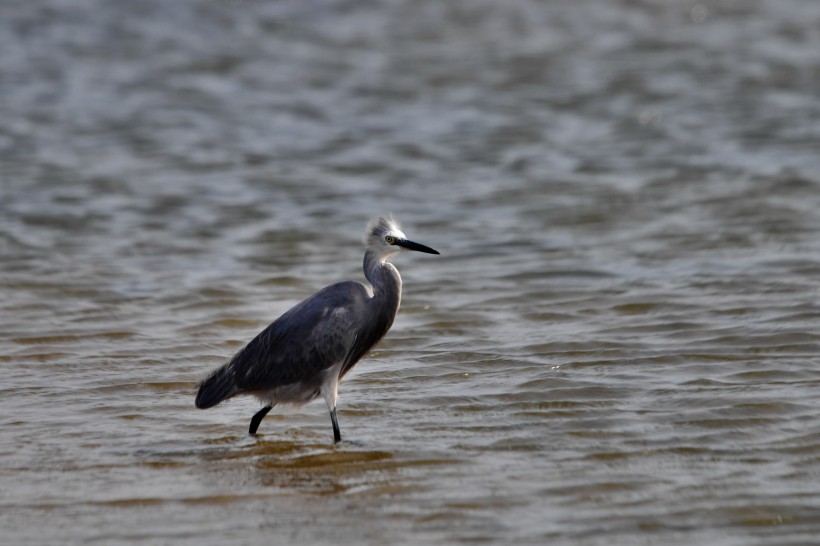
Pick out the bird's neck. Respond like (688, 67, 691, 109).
(363, 249, 402, 312)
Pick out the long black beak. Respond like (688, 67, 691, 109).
(396, 239, 440, 255)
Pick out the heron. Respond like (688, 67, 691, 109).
(195, 216, 439, 443)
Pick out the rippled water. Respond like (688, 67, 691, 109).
(3, 0, 820, 544)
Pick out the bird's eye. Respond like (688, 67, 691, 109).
(385, 236, 397, 244)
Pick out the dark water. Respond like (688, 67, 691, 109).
(2, 0, 820, 544)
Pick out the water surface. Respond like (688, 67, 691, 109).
(2, 1, 820, 544)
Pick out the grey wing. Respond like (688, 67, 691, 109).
(228, 281, 371, 393)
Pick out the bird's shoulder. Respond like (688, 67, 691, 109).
(307, 280, 371, 309)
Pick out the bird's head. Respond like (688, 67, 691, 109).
(364, 216, 440, 262)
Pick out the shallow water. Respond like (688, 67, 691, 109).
(2, 0, 820, 544)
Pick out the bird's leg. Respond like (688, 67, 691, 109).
(249, 405, 273, 435)
(330, 407, 341, 444)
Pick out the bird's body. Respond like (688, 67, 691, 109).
(195, 216, 438, 443)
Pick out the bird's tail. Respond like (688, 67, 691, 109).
(195, 364, 237, 409)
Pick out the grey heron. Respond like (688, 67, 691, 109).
(195, 216, 439, 443)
